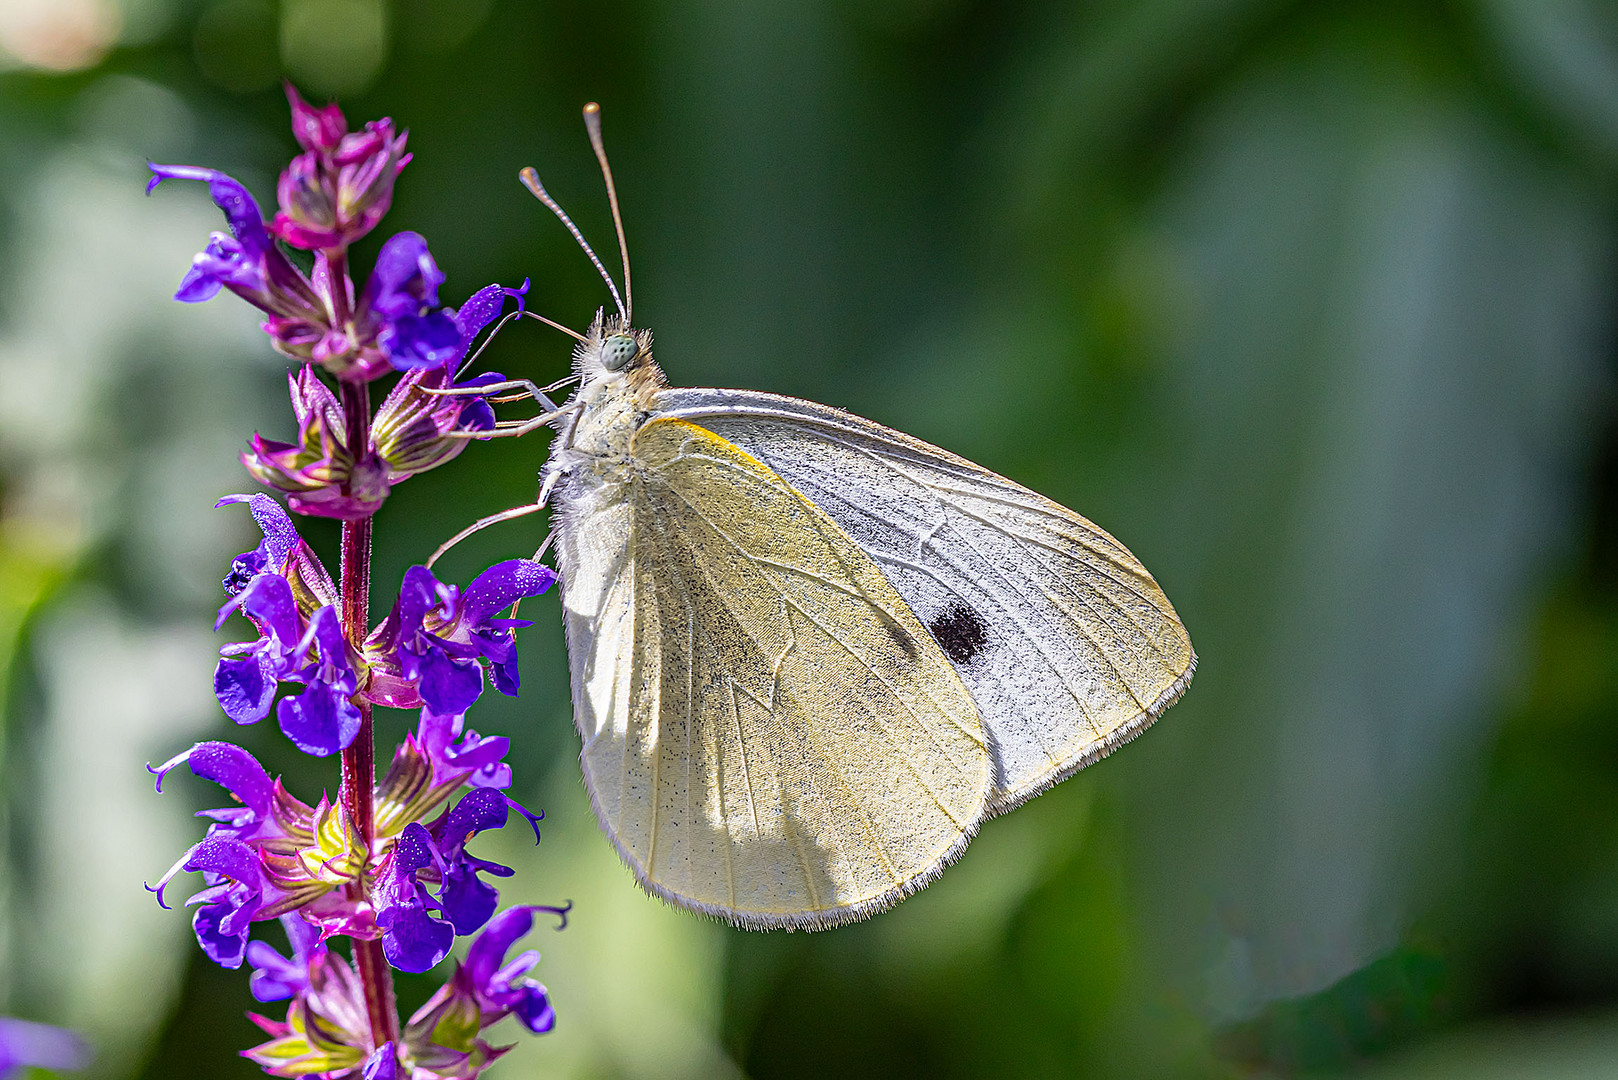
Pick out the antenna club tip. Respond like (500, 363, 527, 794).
(584, 102, 601, 115)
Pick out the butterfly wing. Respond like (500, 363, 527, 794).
(552, 416, 991, 928)
(656, 389, 1195, 814)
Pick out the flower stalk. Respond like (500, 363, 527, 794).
(146, 84, 564, 1078)
(338, 376, 397, 1051)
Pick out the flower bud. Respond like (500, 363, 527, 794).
(273, 85, 410, 251)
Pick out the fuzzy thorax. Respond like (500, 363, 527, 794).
(549, 311, 665, 480)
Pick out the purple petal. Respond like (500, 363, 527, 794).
(185, 835, 264, 884)
(418, 712, 512, 789)
(369, 232, 443, 319)
(245, 941, 306, 1002)
(452, 280, 528, 342)
(391, 822, 437, 877)
(147, 164, 273, 259)
(175, 234, 261, 301)
(183, 837, 268, 968)
(439, 862, 501, 936)
(380, 310, 465, 370)
(281, 911, 324, 961)
(221, 569, 301, 641)
(378, 905, 453, 973)
(373, 825, 452, 972)
(461, 560, 556, 627)
(276, 682, 361, 757)
(361, 1043, 399, 1080)
(214, 656, 278, 724)
(514, 983, 556, 1034)
(304, 605, 357, 692)
(466, 911, 528, 991)
(417, 648, 483, 716)
(465, 905, 545, 990)
(217, 493, 302, 570)
(442, 787, 508, 842)
(459, 396, 496, 433)
(0, 1018, 91, 1075)
(246, 910, 327, 1003)
(176, 741, 276, 815)
(193, 900, 254, 968)
(395, 565, 441, 635)
(489, 644, 522, 698)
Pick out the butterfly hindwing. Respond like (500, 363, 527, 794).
(554, 416, 992, 928)
(656, 389, 1196, 814)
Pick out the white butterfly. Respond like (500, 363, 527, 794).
(453, 105, 1193, 930)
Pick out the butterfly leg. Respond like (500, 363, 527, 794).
(427, 500, 548, 568)
(422, 378, 563, 412)
(436, 400, 578, 442)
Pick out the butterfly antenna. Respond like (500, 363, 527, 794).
(583, 102, 633, 325)
(519, 166, 627, 321)
(522, 310, 589, 343)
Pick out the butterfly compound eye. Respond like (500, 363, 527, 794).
(601, 333, 638, 372)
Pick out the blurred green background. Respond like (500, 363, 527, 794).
(1, 0, 1617, 1077)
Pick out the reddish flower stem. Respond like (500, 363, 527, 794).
(338, 378, 399, 1049)
(325, 248, 352, 328)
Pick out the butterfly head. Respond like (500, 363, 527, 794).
(574, 310, 661, 391)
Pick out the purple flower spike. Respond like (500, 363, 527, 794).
(0, 1017, 91, 1079)
(153, 87, 527, 388)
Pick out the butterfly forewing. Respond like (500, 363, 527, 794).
(556, 416, 992, 928)
(656, 389, 1196, 814)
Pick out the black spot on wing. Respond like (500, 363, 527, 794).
(928, 604, 988, 666)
